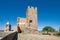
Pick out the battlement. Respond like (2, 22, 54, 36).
(28, 6, 37, 10)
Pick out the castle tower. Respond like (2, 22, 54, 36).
(26, 6, 38, 30)
(4, 22, 11, 32)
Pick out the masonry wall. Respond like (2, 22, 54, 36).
(1, 32, 17, 40)
(17, 18, 28, 32)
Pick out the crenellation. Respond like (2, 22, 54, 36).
(31, 6, 34, 9)
(35, 7, 37, 10)
(28, 6, 30, 8)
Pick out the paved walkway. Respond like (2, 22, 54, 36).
(18, 33, 60, 40)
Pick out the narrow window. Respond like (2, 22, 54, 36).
(29, 20, 32, 23)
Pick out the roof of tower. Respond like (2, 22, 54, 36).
(28, 6, 37, 10)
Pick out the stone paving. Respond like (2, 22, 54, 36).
(18, 33, 60, 40)
(0, 32, 60, 40)
(0, 32, 9, 39)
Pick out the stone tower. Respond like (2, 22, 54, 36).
(16, 6, 38, 33)
(4, 22, 11, 32)
(26, 6, 38, 30)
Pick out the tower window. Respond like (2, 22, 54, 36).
(29, 20, 32, 23)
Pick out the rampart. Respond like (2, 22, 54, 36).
(0, 31, 17, 40)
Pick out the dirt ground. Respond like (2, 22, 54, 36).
(18, 33, 60, 40)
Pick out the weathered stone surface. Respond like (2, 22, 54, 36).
(17, 18, 28, 32)
(0, 31, 17, 40)
(18, 33, 60, 40)
(27, 6, 38, 30)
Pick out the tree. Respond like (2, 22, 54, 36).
(42, 26, 55, 34)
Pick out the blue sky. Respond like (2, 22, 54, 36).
(0, 0, 60, 31)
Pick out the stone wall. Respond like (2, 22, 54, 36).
(17, 18, 28, 32)
(0, 32, 17, 40)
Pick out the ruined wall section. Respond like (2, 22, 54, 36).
(17, 17, 28, 32)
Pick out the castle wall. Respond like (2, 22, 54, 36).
(0, 32, 17, 40)
(17, 17, 28, 32)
